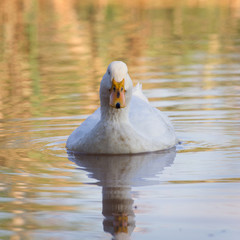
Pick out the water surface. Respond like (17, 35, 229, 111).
(0, 1, 240, 240)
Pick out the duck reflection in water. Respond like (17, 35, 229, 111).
(67, 148, 176, 240)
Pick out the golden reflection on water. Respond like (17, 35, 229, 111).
(1, 0, 240, 119)
(0, 1, 240, 239)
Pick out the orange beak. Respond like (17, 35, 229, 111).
(109, 78, 126, 109)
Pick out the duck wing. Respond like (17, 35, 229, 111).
(129, 84, 176, 146)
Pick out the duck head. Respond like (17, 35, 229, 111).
(100, 61, 133, 113)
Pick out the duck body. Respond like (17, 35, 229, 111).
(66, 61, 177, 154)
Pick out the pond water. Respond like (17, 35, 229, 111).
(0, 1, 240, 239)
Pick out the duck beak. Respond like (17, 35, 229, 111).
(109, 78, 126, 109)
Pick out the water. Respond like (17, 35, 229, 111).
(0, 1, 240, 239)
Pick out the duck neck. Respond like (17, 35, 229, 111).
(100, 104, 130, 123)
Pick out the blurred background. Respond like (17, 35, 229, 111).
(0, 0, 240, 240)
(1, 0, 240, 119)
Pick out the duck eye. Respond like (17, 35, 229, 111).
(121, 87, 123, 92)
(108, 70, 110, 75)
(113, 87, 116, 92)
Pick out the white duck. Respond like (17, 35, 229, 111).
(66, 61, 177, 154)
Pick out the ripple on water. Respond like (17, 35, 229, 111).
(1, 2, 240, 240)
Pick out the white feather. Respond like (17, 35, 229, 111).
(66, 61, 177, 154)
